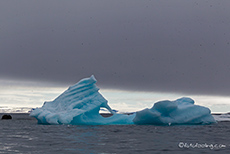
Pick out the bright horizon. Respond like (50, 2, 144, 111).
(1, 78, 230, 113)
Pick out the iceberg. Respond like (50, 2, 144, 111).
(30, 75, 135, 125)
(30, 75, 216, 125)
(133, 97, 215, 125)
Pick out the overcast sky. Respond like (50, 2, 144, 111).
(1, 0, 230, 96)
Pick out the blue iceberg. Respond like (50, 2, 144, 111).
(30, 75, 216, 125)
(134, 97, 215, 125)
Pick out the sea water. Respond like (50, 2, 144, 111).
(0, 113, 229, 154)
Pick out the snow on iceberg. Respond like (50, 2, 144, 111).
(30, 75, 216, 125)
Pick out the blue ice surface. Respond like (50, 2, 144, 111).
(30, 75, 216, 125)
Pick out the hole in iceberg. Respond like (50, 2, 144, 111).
(100, 107, 113, 118)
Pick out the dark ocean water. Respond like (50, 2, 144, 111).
(0, 113, 229, 154)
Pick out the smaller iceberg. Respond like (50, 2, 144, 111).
(133, 97, 216, 125)
(30, 75, 216, 125)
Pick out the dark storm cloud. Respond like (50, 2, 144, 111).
(1, 0, 230, 95)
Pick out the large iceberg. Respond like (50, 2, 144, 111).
(30, 75, 134, 125)
(30, 75, 216, 125)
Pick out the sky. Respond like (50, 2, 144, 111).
(0, 0, 230, 113)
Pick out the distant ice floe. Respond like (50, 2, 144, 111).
(212, 113, 230, 122)
(30, 75, 216, 125)
(0, 106, 32, 113)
